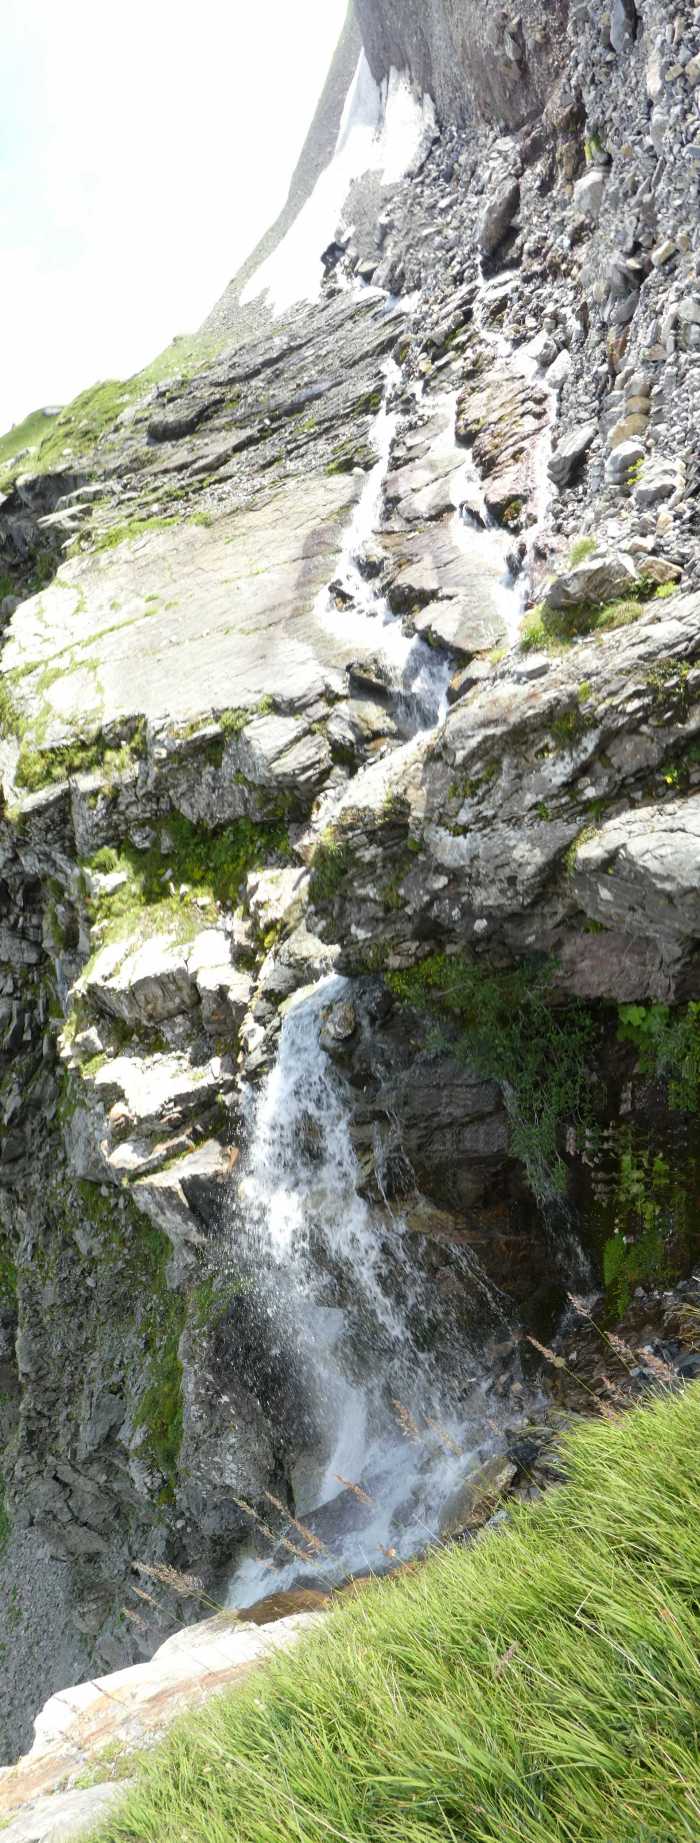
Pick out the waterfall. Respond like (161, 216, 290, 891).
(223, 343, 545, 1610)
(225, 977, 514, 1609)
(318, 360, 452, 732)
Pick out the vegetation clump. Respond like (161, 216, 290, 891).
(601, 1137, 677, 1315)
(309, 830, 350, 905)
(569, 534, 598, 566)
(15, 721, 146, 793)
(84, 812, 292, 948)
(521, 577, 679, 655)
(618, 1000, 700, 1112)
(387, 953, 596, 1203)
(0, 333, 226, 488)
(90, 1384, 700, 1843)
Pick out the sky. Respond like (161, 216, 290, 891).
(0, 0, 348, 432)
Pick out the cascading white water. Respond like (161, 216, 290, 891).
(224, 344, 541, 1610)
(225, 977, 509, 1610)
(471, 285, 559, 633)
(317, 360, 452, 731)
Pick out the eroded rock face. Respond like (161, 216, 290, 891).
(310, 598, 700, 1000)
(355, 0, 570, 129)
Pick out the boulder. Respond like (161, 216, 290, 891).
(548, 421, 597, 487)
(606, 438, 645, 487)
(82, 932, 199, 1027)
(479, 177, 520, 257)
(572, 798, 700, 954)
(573, 169, 606, 222)
(0, 1614, 321, 1833)
(0, 1784, 127, 1842)
(633, 459, 684, 510)
(610, 0, 638, 55)
(543, 551, 639, 612)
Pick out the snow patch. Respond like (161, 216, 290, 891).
(242, 55, 436, 315)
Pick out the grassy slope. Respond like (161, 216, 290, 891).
(0, 406, 62, 476)
(90, 1384, 700, 1843)
(0, 333, 226, 490)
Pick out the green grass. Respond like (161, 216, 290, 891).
(568, 535, 598, 566)
(521, 581, 679, 655)
(0, 333, 226, 488)
(90, 1384, 700, 1843)
(0, 405, 62, 477)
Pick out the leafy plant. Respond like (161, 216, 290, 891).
(602, 1141, 674, 1315)
(388, 954, 597, 1204)
(309, 831, 349, 904)
(618, 1002, 700, 1111)
(569, 536, 597, 566)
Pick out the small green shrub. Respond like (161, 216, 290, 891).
(602, 1141, 673, 1315)
(569, 536, 598, 566)
(89, 845, 120, 874)
(388, 954, 597, 1203)
(654, 580, 678, 600)
(551, 705, 591, 750)
(309, 831, 349, 904)
(15, 719, 146, 792)
(618, 1001, 700, 1111)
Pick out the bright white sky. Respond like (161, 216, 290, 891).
(0, 0, 348, 433)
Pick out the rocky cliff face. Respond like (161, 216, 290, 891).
(2, 0, 700, 1772)
(355, 0, 569, 129)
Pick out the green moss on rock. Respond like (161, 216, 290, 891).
(309, 831, 349, 904)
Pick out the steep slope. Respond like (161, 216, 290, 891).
(2, 0, 700, 1788)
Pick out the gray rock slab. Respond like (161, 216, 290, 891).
(84, 932, 199, 1026)
(381, 525, 509, 655)
(1, 1784, 127, 1842)
(480, 177, 521, 256)
(312, 595, 700, 993)
(3, 472, 370, 746)
(573, 797, 700, 947)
